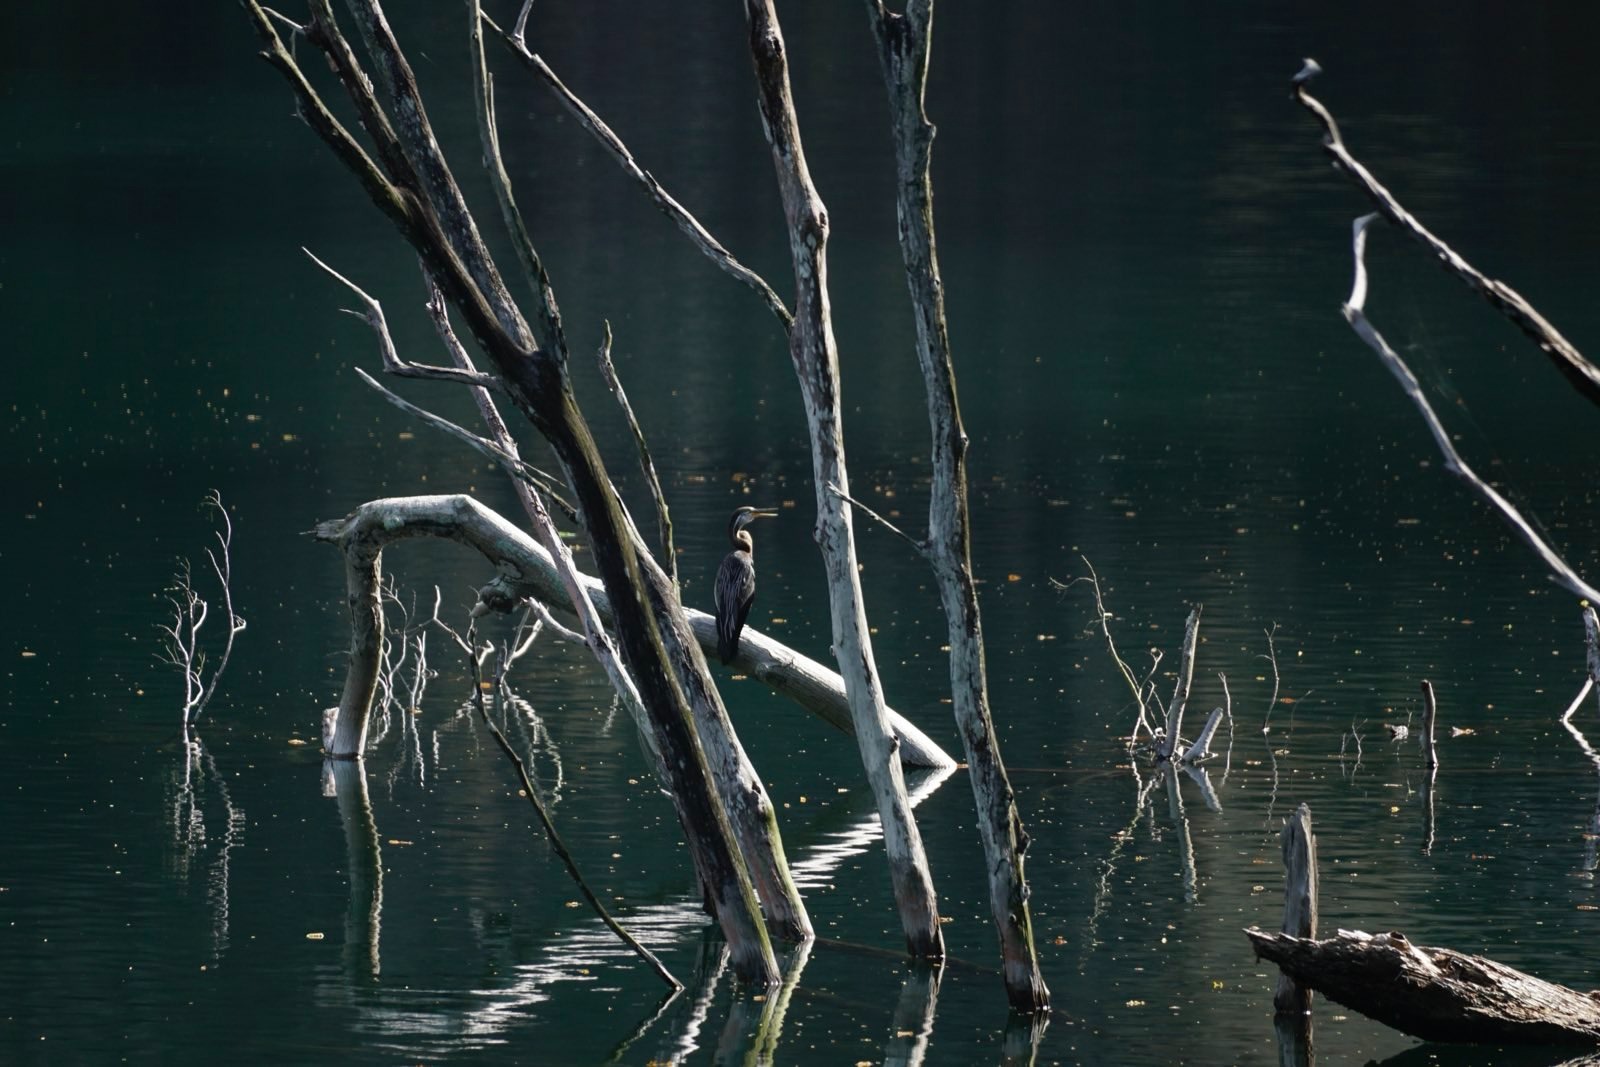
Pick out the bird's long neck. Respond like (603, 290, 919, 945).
(731, 529, 754, 555)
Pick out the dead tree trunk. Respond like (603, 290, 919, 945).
(863, 0, 1046, 1011)
(1273, 803, 1318, 1014)
(743, 0, 943, 960)
(245, 1, 776, 985)
(1248, 928, 1600, 1045)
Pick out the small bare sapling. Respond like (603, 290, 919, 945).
(157, 491, 245, 726)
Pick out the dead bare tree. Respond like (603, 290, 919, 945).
(743, 0, 944, 961)
(243, 0, 778, 985)
(157, 490, 245, 726)
(859, 0, 1045, 1009)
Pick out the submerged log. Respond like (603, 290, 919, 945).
(1247, 928, 1600, 1045)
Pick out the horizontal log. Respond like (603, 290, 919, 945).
(1247, 928, 1600, 1045)
(312, 495, 955, 769)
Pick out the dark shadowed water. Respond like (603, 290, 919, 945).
(5, 3, 1600, 1064)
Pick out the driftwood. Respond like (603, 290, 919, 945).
(1248, 928, 1600, 1045)
(312, 495, 955, 771)
(862, 0, 1046, 1010)
(744, 0, 943, 959)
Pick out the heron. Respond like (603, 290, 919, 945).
(714, 506, 779, 665)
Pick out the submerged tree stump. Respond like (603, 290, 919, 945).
(1247, 929, 1600, 1045)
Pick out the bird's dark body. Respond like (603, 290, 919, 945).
(715, 549, 757, 665)
(713, 506, 778, 665)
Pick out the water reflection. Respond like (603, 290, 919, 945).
(316, 685, 959, 1061)
(1272, 1012, 1313, 1067)
(322, 758, 382, 980)
(1000, 1011, 1051, 1067)
(882, 962, 941, 1067)
(165, 726, 245, 965)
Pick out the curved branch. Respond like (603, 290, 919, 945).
(1342, 214, 1600, 604)
(1295, 61, 1600, 408)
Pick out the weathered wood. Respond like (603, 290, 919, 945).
(1586, 606, 1600, 698)
(248, 3, 777, 985)
(314, 495, 954, 770)
(1272, 1012, 1313, 1067)
(1155, 607, 1203, 760)
(1248, 928, 1600, 1045)
(863, 0, 1046, 1011)
(744, 0, 943, 959)
(1181, 707, 1225, 764)
(1274, 803, 1318, 1014)
(1421, 680, 1439, 770)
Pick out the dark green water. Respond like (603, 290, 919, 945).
(6, 3, 1600, 1064)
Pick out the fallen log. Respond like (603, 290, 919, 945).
(1246, 928, 1600, 1045)
(312, 495, 954, 770)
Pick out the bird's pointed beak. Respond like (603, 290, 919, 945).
(750, 508, 781, 520)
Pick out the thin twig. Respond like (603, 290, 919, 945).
(481, 10, 793, 330)
(596, 321, 676, 584)
(826, 481, 928, 557)
(352, 365, 578, 522)
(1260, 623, 1282, 733)
(1294, 60, 1600, 408)
(1051, 559, 1153, 743)
(1341, 214, 1600, 603)
(464, 621, 681, 991)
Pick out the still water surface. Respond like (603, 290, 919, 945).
(5, 3, 1600, 1064)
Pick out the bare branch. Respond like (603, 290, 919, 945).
(340, 0, 533, 348)
(194, 492, 246, 719)
(1342, 214, 1600, 603)
(352, 365, 576, 521)
(1296, 62, 1600, 408)
(305, 249, 506, 392)
(826, 482, 927, 557)
(1051, 558, 1153, 743)
(243, 2, 414, 231)
(468, 0, 568, 363)
(481, 10, 793, 330)
(1260, 623, 1283, 733)
(596, 322, 677, 584)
